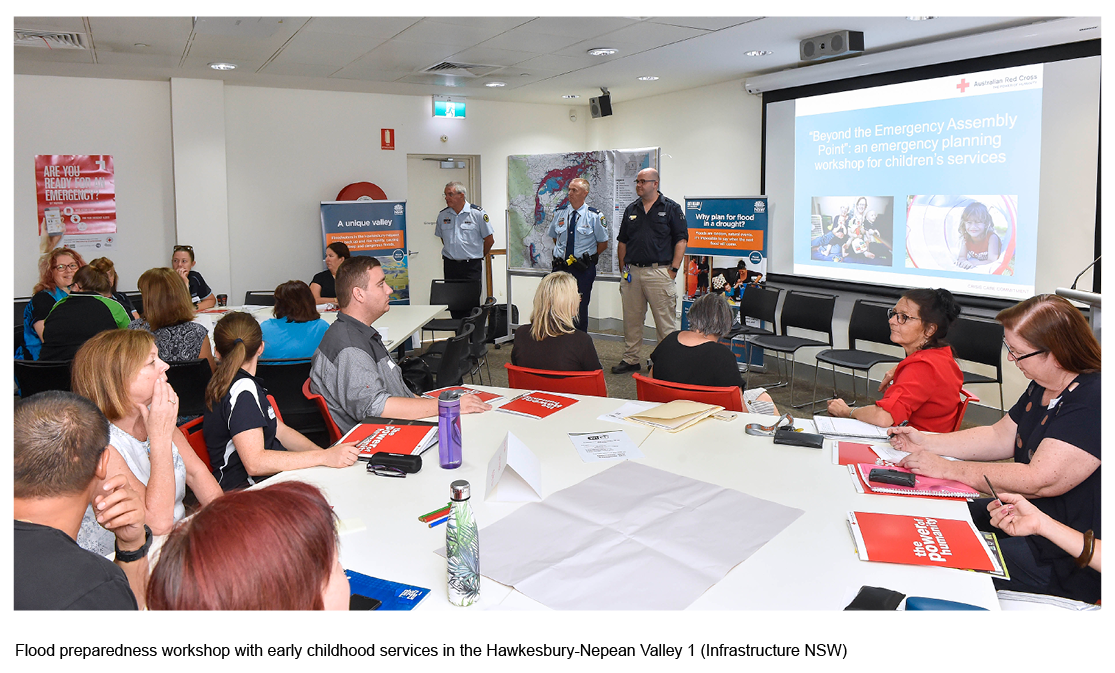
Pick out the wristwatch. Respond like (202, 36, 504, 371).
(114, 524, 153, 563)
(669, 266, 679, 273)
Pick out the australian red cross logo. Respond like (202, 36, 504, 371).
(956, 78, 970, 93)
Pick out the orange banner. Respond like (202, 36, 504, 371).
(687, 228, 764, 251)
(326, 230, 405, 250)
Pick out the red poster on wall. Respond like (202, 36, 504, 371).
(35, 155, 116, 236)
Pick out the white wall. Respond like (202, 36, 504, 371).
(14, 75, 177, 295)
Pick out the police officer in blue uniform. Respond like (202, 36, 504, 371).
(436, 181, 495, 318)
(547, 178, 609, 332)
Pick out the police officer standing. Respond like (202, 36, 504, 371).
(612, 168, 687, 374)
(436, 181, 494, 317)
(547, 177, 609, 332)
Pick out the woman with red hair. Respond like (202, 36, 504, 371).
(147, 481, 350, 610)
(22, 247, 86, 359)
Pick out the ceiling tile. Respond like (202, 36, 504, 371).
(646, 17, 760, 31)
(514, 53, 600, 72)
(87, 17, 195, 56)
(422, 17, 534, 31)
(301, 17, 422, 39)
(330, 67, 413, 83)
(477, 28, 584, 53)
(15, 17, 89, 32)
(340, 39, 461, 73)
(518, 17, 639, 38)
(445, 45, 536, 67)
(393, 18, 518, 47)
(13, 47, 95, 64)
(95, 51, 183, 69)
(261, 61, 345, 78)
(274, 32, 384, 67)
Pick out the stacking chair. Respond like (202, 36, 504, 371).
(728, 286, 780, 370)
(431, 323, 475, 389)
(505, 364, 607, 397)
(301, 379, 343, 445)
(14, 359, 73, 397)
(632, 373, 745, 412)
(468, 298, 496, 384)
(418, 307, 483, 376)
(243, 291, 276, 306)
(747, 290, 836, 408)
(123, 291, 143, 316)
(812, 300, 902, 413)
(950, 315, 1005, 414)
(177, 417, 212, 471)
(256, 358, 330, 447)
(422, 279, 481, 339)
(952, 389, 980, 432)
(164, 359, 213, 419)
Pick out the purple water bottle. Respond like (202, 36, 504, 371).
(438, 389, 464, 469)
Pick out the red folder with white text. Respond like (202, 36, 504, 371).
(497, 391, 578, 419)
(847, 511, 997, 571)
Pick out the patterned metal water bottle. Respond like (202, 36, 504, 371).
(446, 479, 480, 606)
(437, 389, 463, 469)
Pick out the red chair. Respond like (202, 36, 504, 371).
(267, 394, 283, 424)
(632, 373, 745, 412)
(177, 417, 211, 471)
(952, 388, 980, 432)
(302, 379, 342, 445)
(504, 363, 607, 397)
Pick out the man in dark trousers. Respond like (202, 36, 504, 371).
(547, 177, 609, 331)
(435, 181, 494, 318)
(612, 168, 688, 374)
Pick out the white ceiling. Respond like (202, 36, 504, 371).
(13, 16, 1066, 105)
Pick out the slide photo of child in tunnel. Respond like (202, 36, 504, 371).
(809, 196, 895, 266)
(905, 195, 1016, 276)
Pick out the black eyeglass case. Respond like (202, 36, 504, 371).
(772, 427, 825, 449)
(366, 452, 422, 473)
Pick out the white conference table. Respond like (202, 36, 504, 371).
(263, 386, 999, 611)
(192, 303, 446, 352)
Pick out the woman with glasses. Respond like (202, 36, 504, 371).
(170, 245, 215, 310)
(309, 242, 351, 306)
(203, 312, 359, 491)
(891, 294, 1100, 604)
(827, 288, 963, 432)
(22, 248, 86, 359)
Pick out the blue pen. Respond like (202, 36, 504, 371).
(428, 515, 449, 528)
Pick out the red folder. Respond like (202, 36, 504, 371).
(848, 511, 997, 572)
(837, 441, 879, 466)
(497, 391, 578, 419)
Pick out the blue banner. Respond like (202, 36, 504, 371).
(320, 200, 410, 304)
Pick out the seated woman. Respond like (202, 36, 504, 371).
(990, 493, 1100, 575)
(88, 256, 140, 320)
(891, 294, 1100, 603)
(147, 481, 349, 610)
(828, 288, 962, 432)
(203, 311, 359, 491)
(310, 242, 351, 305)
(259, 280, 330, 359)
(129, 267, 215, 370)
(650, 293, 777, 415)
(171, 244, 215, 309)
(511, 271, 601, 371)
(71, 330, 223, 556)
(22, 247, 86, 360)
(39, 266, 130, 361)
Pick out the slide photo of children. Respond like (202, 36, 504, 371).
(904, 195, 1016, 275)
(809, 196, 895, 266)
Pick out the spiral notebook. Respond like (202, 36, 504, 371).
(855, 463, 980, 499)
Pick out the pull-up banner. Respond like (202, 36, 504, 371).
(320, 200, 410, 304)
(683, 196, 769, 276)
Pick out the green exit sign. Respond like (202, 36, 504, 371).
(433, 99, 466, 118)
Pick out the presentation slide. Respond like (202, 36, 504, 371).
(793, 64, 1043, 299)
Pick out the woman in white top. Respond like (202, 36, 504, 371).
(72, 329, 222, 555)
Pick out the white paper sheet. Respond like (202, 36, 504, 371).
(596, 400, 657, 426)
(813, 416, 891, 440)
(442, 461, 804, 610)
(567, 430, 644, 463)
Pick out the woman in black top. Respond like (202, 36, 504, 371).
(512, 271, 601, 372)
(88, 256, 140, 320)
(650, 293, 777, 415)
(310, 242, 351, 305)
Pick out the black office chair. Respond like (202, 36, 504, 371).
(812, 300, 903, 413)
(14, 324, 26, 359)
(728, 285, 780, 370)
(747, 290, 836, 408)
(422, 279, 481, 339)
(419, 307, 483, 375)
(243, 291, 276, 306)
(467, 298, 496, 384)
(15, 297, 31, 328)
(256, 358, 330, 447)
(165, 359, 213, 419)
(431, 323, 474, 388)
(950, 314, 1005, 414)
(123, 291, 143, 316)
(14, 360, 73, 398)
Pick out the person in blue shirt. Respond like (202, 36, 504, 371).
(260, 280, 330, 360)
(435, 182, 494, 318)
(547, 177, 609, 332)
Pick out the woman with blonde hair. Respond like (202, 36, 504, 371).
(22, 247, 86, 359)
(202, 312, 359, 491)
(71, 329, 222, 556)
(88, 256, 140, 320)
(511, 271, 602, 372)
(129, 267, 214, 369)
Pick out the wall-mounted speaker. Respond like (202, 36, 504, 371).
(799, 30, 864, 61)
(589, 94, 612, 118)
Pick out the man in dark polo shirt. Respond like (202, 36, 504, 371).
(14, 392, 151, 610)
(612, 168, 688, 374)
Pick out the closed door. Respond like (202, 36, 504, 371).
(406, 156, 473, 305)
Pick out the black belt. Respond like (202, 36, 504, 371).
(628, 261, 671, 268)
(444, 256, 482, 264)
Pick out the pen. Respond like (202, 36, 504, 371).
(984, 475, 1001, 505)
(418, 504, 450, 522)
(428, 515, 450, 528)
(897, 420, 910, 427)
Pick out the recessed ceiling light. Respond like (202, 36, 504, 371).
(906, 16, 936, 21)
(133, 43, 149, 48)
(587, 48, 618, 56)
(637, 76, 659, 81)
(745, 49, 772, 57)
(208, 62, 237, 71)
(485, 81, 506, 87)
(562, 94, 580, 99)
